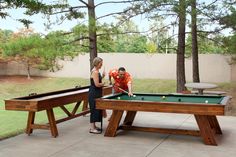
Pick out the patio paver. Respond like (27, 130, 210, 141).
(0, 112, 236, 157)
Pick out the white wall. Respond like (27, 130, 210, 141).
(0, 53, 233, 83)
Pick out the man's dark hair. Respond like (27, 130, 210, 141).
(118, 67, 126, 72)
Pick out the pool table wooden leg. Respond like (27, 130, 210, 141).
(123, 111, 137, 126)
(207, 115, 222, 134)
(26, 111, 35, 135)
(104, 110, 124, 137)
(46, 109, 58, 137)
(194, 115, 217, 145)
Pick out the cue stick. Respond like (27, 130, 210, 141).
(113, 84, 129, 94)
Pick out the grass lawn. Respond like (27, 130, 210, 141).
(0, 76, 234, 139)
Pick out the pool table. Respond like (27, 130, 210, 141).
(5, 85, 112, 137)
(96, 93, 231, 146)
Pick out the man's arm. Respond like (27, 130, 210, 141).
(127, 82, 133, 96)
(109, 75, 112, 85)
(108, 70, 113, 85)
(126, 73, 133, 96)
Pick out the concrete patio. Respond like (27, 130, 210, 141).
(1, 112, 236, 157)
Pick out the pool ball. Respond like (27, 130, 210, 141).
(141, 97, 144, 100)
(117, 97, 121, 100)
(162, 96, 166, 100)
(205, 100, 208, 103)
(133, 95, 136, 97)
(178, 98, 181, 102)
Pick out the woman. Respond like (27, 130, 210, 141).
(88, 57, 106, 134)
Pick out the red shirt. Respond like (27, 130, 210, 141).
(109, 69, 132, 93)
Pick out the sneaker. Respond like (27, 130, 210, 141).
(89, 129, 101, 134)
(95, 127, 102, 131)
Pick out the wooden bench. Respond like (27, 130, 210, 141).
(5, 86, 112, 137)
(191, 90, 227, 95)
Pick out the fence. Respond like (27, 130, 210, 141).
(0, 53, 234, 83)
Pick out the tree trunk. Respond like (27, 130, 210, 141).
(27, 60, 31, 79)
(88, 0, 97, 71)
(191, 0, 200, 82)
(176, 0, 186, 92)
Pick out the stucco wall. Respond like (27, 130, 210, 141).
(231, 64, 236, 82)
(0, 53, 233, 83)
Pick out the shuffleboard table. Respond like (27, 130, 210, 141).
(5, 85, 112, 137)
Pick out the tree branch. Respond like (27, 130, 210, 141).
(96, 10, 130, 20)
(50, 5, 86, 15)
(200, 0, 220, 10)
(96, 30, 146, 37)
(197, 33, 225, 47)
(196, 27, 225, 34)
(66, 36, 90, 45)
(95, 0, 143, 7)
(78, 0, 88, 7)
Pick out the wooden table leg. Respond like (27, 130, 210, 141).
(194, 115, 217, 145)
(72, 101, 82, 115)
(25, 111, 35, 135)
(104, 110, 124, 137)
(123, 111, 137, 126)
(198, 89, 204, 95)
(82, 100, 88, 111)
(207, 115, 222, 134)
(46, 109, 58, 137)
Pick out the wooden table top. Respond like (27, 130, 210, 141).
(185, 82, 218, 90)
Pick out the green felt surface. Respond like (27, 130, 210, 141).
(106, 93, 224, 104)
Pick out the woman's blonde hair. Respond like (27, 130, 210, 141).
(92, 57, 103, 67)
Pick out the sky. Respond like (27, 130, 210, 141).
(0, 0, 232, 36)
(0, 0, 150, 35)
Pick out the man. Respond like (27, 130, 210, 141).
(109, 67, 133, 96)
